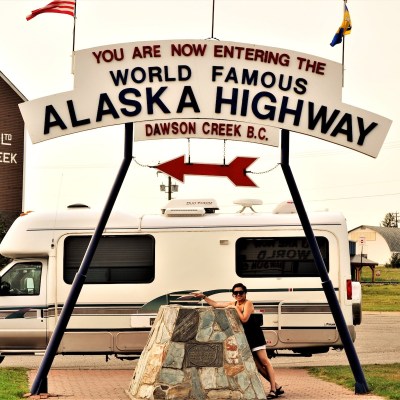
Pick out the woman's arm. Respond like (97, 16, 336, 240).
(192, 292, 232, 308)
(235, 300, 254, 323)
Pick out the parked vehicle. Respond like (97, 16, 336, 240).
(0, 199, 361, 362)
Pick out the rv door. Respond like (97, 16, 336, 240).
(0, 260, 47, 352)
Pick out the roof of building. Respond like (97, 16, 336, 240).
(0, 70, 27, 101)
(350, 225, 400, 252)
(350, 254, 378, 266)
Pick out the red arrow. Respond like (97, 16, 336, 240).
(156, 156, 258, 187)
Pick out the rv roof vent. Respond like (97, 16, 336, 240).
(67, 203, 90, 209)
(273, 200, 297, 214)
(164, 207, 206, 217)
(162, 199, 219, 214)
(234, 199, 263, 213)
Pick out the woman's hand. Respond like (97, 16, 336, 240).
(191, 292, 205, 299)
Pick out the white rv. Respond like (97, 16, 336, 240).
(0, 199, 361, 362)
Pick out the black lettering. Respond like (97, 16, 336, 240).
(67, 100, 91, 127)
(242, 69, 258, 86)
(178, 65, 191, 81)
(252, 92, 276, 120)
(278, 96, 303, 126)
(225, 67, 239, 83)
(119, 88, 142, 117)
(176, 86, 200, 113)
(357, 117, 378, 146)
(215, 87, 238, 114)
(330, 113, 353, 142)
(44, 105, 67, 134)
(146, 87, 170, 114)
(294, 78, 308, 95)
(308, 103, 340, 133)
(109, 69, 129, 86)
(278, 75, 293, 91)
(212, 66, 224, 81)
(96, 93, 120, 122)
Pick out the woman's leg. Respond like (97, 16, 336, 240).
(253, 354, 270, 382)
(254, 349, 277, 392)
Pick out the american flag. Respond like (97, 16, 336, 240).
(26, 0, 76, 21)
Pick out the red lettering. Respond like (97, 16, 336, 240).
(92, 48, 124, 63)
(247, 126, 254, 138)
(171, 43, 207, 57)
(200, 123, 241, 136)
(297, 57, 326, 75)
(145, 124, 152, 136)
(102, 50, 114, 62)
(92, 51, 102, 64)
(132, 45, 161, 59)
(257, 127, 266, 140)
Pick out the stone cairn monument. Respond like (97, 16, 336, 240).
(128, 305, 266, 399)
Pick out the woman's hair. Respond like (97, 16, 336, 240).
(231, 283, 247, 293)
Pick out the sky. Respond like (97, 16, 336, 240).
(1, 0, 399, 230)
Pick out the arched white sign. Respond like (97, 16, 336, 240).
(19, 40, 391, 157)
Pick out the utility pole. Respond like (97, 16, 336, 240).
(159, 174, 178, 200)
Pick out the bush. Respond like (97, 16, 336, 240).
(0, 213, 16, 269)
(0, 220, 6, 269)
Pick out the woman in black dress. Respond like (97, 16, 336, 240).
(193, 283, 284, 399)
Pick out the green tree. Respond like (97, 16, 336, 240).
(388, 252, 400, 268)
(381, 212, 398, 227)
(0, 215, 10, 269)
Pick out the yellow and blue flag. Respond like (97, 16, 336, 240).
(330, 4, 352, 47)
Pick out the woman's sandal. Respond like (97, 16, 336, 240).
(276, 386, 284, 396)
(267, 391, 278, 399)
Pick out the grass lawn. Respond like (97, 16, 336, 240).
(308, 364, 400, 400)
(362, 284, 400, 312)
(361, 266, 400, 283)
(360, 267, 400, 312)
(0, 368, 29, 400)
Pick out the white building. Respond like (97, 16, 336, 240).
(348, 226, 400, 265)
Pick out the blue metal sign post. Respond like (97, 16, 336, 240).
(30, 123, 133, 395)
(280, 129, 369, 394)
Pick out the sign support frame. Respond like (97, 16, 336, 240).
(30, 122, 134, 395)
(30, 124, 369, 395)
(280, 128, 369, 394)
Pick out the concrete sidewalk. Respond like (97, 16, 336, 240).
(26, 368, 385, 400)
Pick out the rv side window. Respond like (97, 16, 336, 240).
(236, 237, 329, 277)
(0, 262, 42, 296)
(63, 235, 155, 284)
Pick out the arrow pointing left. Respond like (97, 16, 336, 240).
(155, 156, 258, 187)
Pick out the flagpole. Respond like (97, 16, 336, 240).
(341, 0, 346, 87)
(71, 0, 77, 74)
(211, 0, 215, 39)
(342, 34, 345, 87)
(72, 0, 77, 53)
